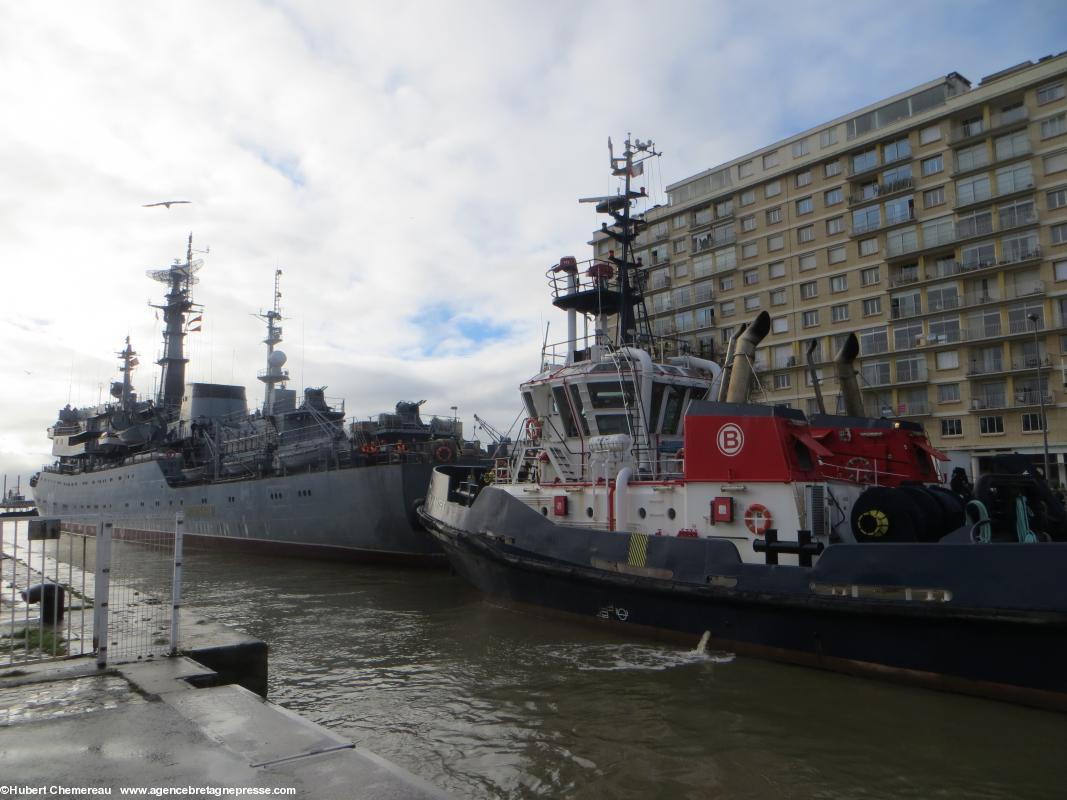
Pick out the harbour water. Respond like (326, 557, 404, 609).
(167, 547, 1067, 800)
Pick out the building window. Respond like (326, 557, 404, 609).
(765, 179, 782, 198)
(832, 303, 850, 322)
(673, 238, 687, 255)
(824, 187, 843, 206)
(739, 160, 754, 178)
(773, 373, 791, 390)
(741, 214, 756, 232)
(920, 124, 942, 145)
(742, 241, 758, 259)
(994, 130, 1031, 161)
(979, 415, 1005, 435)
(940, 418, 963, 437)
(828, 244, 846, 264)
(743, 268, 759, 285)
(826, 216, 844, 236)
(1042, 150, 1067, 175)
(824, 160, 842, 178)
(1040, 113, 1066, 140)
(820, 128, 838, 148)
(1051, 222, 1067, 246)
(673, 214, 687, 230)
(766, 206, 782, 225)
(938, 384, 960, 403)
(1049, 187, 1067, 210)
(799, 252, 817, 271)
(1020, 412, 1044, 432)
(797, 225, 815, 244)
(852, 148, 877, 173)
(719, 275, 734, 291)
(744, 294, 761, 310)
(830, 274, 848, 293)
(796, 196, 813, 215)
(763, 151, 780, 170)
(795, 169, 812, 187)
(1037, 82, 1065, 105)
(721, 300, 736, 317)
(884, 137, 911, 162)
(802, 309, 820, 327)
(768, 260, 786, 279)
(923, 186, 945, 208)
(715, 199, 734, 218)
(862, 297, 881, 316)
(957, 175, 993, 205)
(770, 288, 787, 305)
(771, 316, 789, 334)
(767, 233, 785, 251)
(740, 189, 756, 206)
(800, 280, 818, 299)
(859, 238, 879, 257)
(935, 350, 959, 370)
(861, 266, 880, 286)
(921, 154, 943, 176)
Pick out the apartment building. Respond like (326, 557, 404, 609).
(595, 52, 1067, 483)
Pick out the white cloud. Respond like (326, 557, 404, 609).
(1, 0, 1065, 482)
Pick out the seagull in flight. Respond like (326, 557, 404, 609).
(142, 200, 191, 209)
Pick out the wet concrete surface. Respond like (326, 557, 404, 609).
(0, 656, 450, 798)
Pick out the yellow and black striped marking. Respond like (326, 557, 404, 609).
(627, 532, 649, 568)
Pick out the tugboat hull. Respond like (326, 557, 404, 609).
(420, 478, 1067, 710)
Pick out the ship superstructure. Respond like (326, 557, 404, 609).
(33, 236, 476, 562)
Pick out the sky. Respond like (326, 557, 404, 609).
(1, 1, 1066, 487)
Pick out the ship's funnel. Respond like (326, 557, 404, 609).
(725, 311, 771, 404)
(834, 332, 865, 417)
(716, 323, 746, 402)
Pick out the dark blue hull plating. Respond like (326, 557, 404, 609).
(421, 486, 1067, 711)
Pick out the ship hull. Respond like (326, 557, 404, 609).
(419, 476, 1067, 710)
(33, 459, 443, 564)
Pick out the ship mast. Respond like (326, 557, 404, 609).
(576, 135, 660, 352)
(256, 269, 289, 415)
(147, 233, 204, 414)
(116, 337, 139, 410)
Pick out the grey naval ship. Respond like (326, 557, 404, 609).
(32, 235, 471, 563)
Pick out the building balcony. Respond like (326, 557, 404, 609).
(895, 400, 931, 416)
(851, 208, 915, 238)
(895, 367, 929, 384)
(848, 176, 915, 206)
(1012, 391, 1055, 408)
(999, 208, 1039, 231)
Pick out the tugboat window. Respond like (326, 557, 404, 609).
(596, 414, 631, 435)
(522, 391, 537, 419)
(552, 387, 579, 437)
(662, 386, 685, 435)
(568, 384, 591, 436)
(588, 381, 636, 409)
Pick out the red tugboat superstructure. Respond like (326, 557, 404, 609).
(418, 135, 1067, 710)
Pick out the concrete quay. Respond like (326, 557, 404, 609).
(0, 648, 449, 798)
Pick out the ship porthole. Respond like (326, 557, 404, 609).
(586, 507, 593, 518)
(667, 508, 676, 520)
(541, 506, 548, 516)
(638, 508, 647, 519)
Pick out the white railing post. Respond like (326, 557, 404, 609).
(170, 513, 184, 656)
(93, 521, 112, 669)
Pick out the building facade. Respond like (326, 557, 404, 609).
(594, 53, 1067, 484)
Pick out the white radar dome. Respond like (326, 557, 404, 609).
(268, 350, 288, 368)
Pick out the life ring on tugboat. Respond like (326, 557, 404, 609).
(744, 504, 773, 535)
(525, 418, 542, 441)
(434, 445, 454, 463)
(845, 456, 874, 483)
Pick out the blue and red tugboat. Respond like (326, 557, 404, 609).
(419, 136, 1067, 710)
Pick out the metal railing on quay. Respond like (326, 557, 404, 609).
(0, 514, 184, 670)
